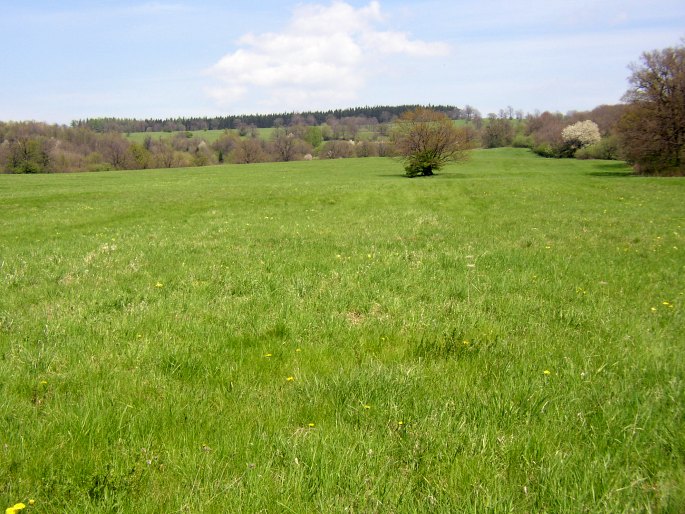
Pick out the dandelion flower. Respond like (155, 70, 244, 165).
(398, 421, 404, 426)
(363, 405, 371, 409)
(286, 376, 295, 381)
(308, 423, 315, 428)
(463, 340, 470, 346)
(6, 504, 26, 514)
(264, 353, 272, 358)
(155, 282, 163, 288)
(543, 370, 551, 375)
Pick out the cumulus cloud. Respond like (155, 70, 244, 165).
(207, 1, 450, 110)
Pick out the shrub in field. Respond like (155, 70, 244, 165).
(392, 108, 474, 177)
(532, 143, 557, 158)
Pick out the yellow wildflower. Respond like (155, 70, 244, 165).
(308, 423, 315, 427)
(6, 504, 26, 514)
(543, 370, 551, 375)
(286, 376, 295, 381)
(363, 405, 371, 409)
(28, 500, 35, 506)
(155, 282, 163, 288)
(264, 353, 272, 358)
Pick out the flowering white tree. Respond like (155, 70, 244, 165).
(561, 120, 601, 149)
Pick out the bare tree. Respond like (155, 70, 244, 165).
(482, 118, 514, 148)
(98, 133, 130, 169)
(271, 128, 299, 162)
(232, 138, 267, 164)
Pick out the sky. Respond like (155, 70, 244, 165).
(1, 0, 683, 124)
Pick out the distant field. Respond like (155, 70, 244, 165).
(1, 149, 683, 511)
(124, 120, 513, 145)
(125, 127, 275, 144)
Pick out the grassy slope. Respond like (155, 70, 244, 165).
(1, 149, 683, 512)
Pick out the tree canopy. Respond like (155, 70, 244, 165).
(618, 43, 685, 174)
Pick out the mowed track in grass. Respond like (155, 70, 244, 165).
(1, 148, 683, 512)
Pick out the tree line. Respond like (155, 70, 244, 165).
(72, 104, 465, 133)
(0, 107, 616, 174)
(2, 41, 683, 176)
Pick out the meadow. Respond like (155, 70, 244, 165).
(1, 148, 683, 512)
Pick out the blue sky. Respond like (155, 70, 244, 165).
(1, 1, 683, 124)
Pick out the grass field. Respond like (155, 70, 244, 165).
(1, 148, 684, 512)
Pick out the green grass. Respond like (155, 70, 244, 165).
(1, 148, 684, 512)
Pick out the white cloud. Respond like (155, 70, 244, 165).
(207, 1, 450, 110)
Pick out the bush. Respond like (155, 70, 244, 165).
(512, 134, 534, 148)
(575, 136, 619, 160)
(320, 140, 355, 159)
(355, 141, 378, 158)
(532, 143, 557, 158)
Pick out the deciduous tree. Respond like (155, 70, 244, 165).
(561, 120, 601, 152)
(482, 118, 514, 148)
(618, 43, 685, 174)
(392, 108, 474, 177)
